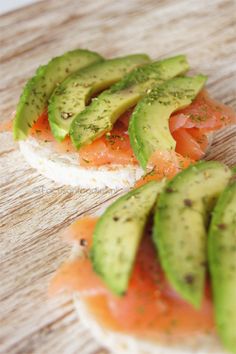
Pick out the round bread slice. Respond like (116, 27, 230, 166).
(19, 136, 143, 189)
(18, 127, 219, 190)
(18, 122, 222, 191)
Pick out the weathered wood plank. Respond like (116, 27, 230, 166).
(0, 0, 235, 353)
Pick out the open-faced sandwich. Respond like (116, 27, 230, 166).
(13, 49, 236, 189)
(50, 161, 236, 354)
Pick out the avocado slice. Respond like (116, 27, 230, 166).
(48, 54, 150, 141)
(208, 176, 236, 353)
(129, 75, 207, 170)
(70, 55, 189, 149)
(13, 49, 103, 140)
(91, 179, 166, 295)
(153, 161, 232, 308)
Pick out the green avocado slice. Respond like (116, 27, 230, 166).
(153, 161, 232, 308)
(13, 49, 103, 140)
(48, 54, 150, 141)
(91, 179, 166, 295)
(208, 176, 236, 353)
(70, 55, 189, 149)
(129, 75, 207, 170)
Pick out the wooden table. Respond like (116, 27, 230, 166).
(0, 0, 236, 353)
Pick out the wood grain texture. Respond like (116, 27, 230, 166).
(0, 0, 235, 353)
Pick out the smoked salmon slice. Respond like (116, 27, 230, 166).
(30, 91, 235, 171)
(50, 218, 214, 336)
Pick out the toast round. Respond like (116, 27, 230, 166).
(19, 136, 143, 189)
